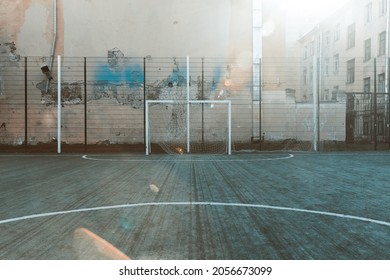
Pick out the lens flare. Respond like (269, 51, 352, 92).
(175, 147, 183, 154)
(149, 183, 159, 193)
(73, 227, 130, 260)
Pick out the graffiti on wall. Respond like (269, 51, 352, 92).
(36, 48, 231, 107)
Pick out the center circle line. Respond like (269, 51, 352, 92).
(1, 201, 389, 228)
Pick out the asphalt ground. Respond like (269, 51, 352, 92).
(0, 151, 389, 259)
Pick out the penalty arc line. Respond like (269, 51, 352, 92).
(81, 154, 294, 162)
(1, 201, 390, 228)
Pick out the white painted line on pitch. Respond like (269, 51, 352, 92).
(81, 154, 294, 162)
(1, 201, 390, 228)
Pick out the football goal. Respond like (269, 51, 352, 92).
(145, 100, 232, 155)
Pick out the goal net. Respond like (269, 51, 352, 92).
(146, 100, 232, 155)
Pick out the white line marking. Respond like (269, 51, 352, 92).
(1, 201, 389, 228)
(81, 154, 294, 162)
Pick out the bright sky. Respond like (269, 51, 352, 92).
(274, 0, 353, 38)
(280, 0, 352, 22)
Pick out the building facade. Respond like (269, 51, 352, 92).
(298, 0, 389, 101)
(298, 0, 390, 144)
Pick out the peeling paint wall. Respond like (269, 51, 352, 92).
(0, 0, 31, 43)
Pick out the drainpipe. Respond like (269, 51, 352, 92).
(252, 0, 262, 140)
(46, 0, 57, 93)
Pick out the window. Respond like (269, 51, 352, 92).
(334, 24, 340, 42)
(332, 85, 339, 101)
(378, 73, 385, 92)
(310, 65, 313, 81)
(323, 89, 330, 101)
(363, 116, 369, 135)
(303, 68, 307, 85)
(304, 45, 308, 59)
(325, 58, 330, 75)
(365, 3, 372, 24)
(379, 0, 387, 16)
(347, 59, 355, 84)
(334, 54, 339, 74)
(325, 31, 330, 47)
(310, 41, 315, 56)
(379, 31, 386, 56)
(347, 23, 356, 49)
(378, 116, 384, 135)
(364, 77, 371, 93)
(317, 36, 321, 53)
(364, 39, 371, 61)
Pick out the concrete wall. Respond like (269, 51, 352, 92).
(259, 91, 346, 142)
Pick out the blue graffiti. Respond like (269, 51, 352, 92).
(211, 66, 223, 91)
(94, 61, 224, 92)
(166, 67, 187, 86)
(95, 64, 144, 86)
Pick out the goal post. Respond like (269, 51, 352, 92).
(145, 100, 232, 155)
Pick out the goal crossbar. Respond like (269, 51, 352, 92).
(145, 100, 232, 155)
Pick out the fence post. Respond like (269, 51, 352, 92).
(57, 55, 61, 154)
(186, 56, 190, 153)
(386, 57, 390, 150)
(143, 57, 146, 147)
(202, 57, 205, 146)
(374, 58, 377, 151)
(313, 56, 320, 151)
(84, 57, 87, 152)
(259, 58, 262, 150)
(24, 57, 28, 151)
(388, 57, 390, 150)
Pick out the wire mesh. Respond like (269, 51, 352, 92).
(0, 55, 389, 152)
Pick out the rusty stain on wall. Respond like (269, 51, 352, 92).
(54, 0, 64, 56)
(0, 0, 31, 42)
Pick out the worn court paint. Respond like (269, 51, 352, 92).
(1, 201, 390, 228)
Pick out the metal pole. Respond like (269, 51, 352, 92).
(317, 57, 320, 150)
(374, 58, 377, 151)
(84, 57, 87, 151)
(186, 56, 190, 153)
(259, 58, 262, 150)
(46, 0, 57, 94)
(57, 55, 61, 154)
(313, 56, 319, 152)
(143, 57, 146, 148)
(228, 100, 232, 155)
(388, 57, 390, 150)
(24, 57, 28, 151)
(145, 100, 149, 155)
(202, 57, 204, 146)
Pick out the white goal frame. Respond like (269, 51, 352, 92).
(145, 100, 232, 155)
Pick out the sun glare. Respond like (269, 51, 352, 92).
(279, 0, 352, 20)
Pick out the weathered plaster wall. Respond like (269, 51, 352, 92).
(61, 0, 251, 58)
(0, 0, 63, 57)
(0, 0, 31, 43)
(1, 0, 345, 148)
(0, 0, 252, 58)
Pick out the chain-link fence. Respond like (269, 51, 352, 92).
(0, 55, 389, 153)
